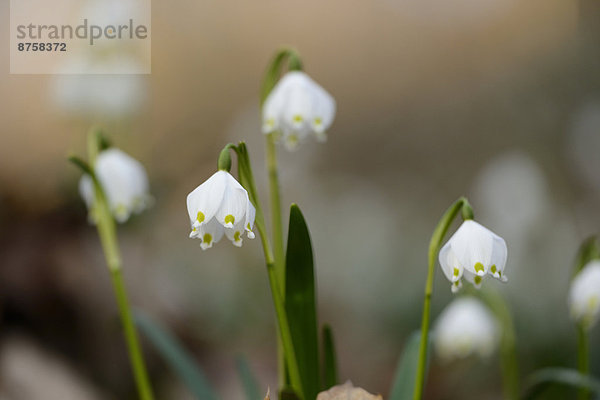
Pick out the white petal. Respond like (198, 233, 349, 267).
(78, 175, 95, 209)
(309, 82, 336, 134)
(450, 220, 495, 276)
(186, 171, 227, 226)
(94, 148, 151, 223)
(569, 261, 600, 328)
(215, 173, 248, 228)
(244, 198, 256, 239)
(439, 242, 463, 283)
(434, 297, 499, 361)
(463, 269, 484, 289)
(489, 235, 508, 280)
(198, 218, 224, 250)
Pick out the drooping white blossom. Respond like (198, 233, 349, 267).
(79, 148, 152, 223)
(434, 297, 499, 361)
(569, 260, 600, 329)
(439, 220, 507, 293)
(262, 71, 336, 150)
(186, 171, 255, 250)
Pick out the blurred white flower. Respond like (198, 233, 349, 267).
(439, 220, 507, 293)
(186, 171, 255, 250)
(316, 381, 382, 400)
(79, 148, 152, 223)
(262, 71, 336, 150)
(434, 297, 499, 361)
(569, 261, 600, 329)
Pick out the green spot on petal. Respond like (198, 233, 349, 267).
(224, 214, 235, 225)
(453, 268, 460, 277)
(491, 265, 497, 274)
(474, 262, 485, 273)
(197, 211, 205, 223)
(293, 114, 303, 123)
(233, 231, 241, 242)
(474, 275, 482, 285)
(314, 117, 322, 125)
(202, 233, 212, 244)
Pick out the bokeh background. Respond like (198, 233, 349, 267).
(1, 0, 600, 398)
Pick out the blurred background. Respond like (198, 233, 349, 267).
(1, 0, 600, 398)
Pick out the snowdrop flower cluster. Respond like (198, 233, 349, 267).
(434, 297, 499, 361)
(439, 220, 508, 293)
(262, 71, 336, 150)
(569, 260, 600, 329)
(79, 148, 152, 223)
(186, 171, 255, 250)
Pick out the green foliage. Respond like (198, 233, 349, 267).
(134, 312, 218, 400)
(236, 355, 262, 400)
(522, 368, 600, 400)
(322, 324, 338, 390)
(286, 204, 320, 400)
(390, 331, 430, 400)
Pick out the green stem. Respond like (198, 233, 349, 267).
(266, 134, 286, 292)
(577, 325, 590, 400)
(90, 154, 154, 400)
(413, 197, 470, 400)
(256, 213, 305, 399)
(259, 48, 303, 392)
(477, 289, 519, 400)
(234, 142, 304, 398)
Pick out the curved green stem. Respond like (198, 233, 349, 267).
(577, 325, 590, 400)
(85, 132, 154, 400)
(260, 48, 304, 391)
(234, 143, 305, 398)
(413, 197, 471, 400)
(94, 183, 154, 400)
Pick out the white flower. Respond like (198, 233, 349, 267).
(569, 260, 600, 329)
(317, 381, 382, 400)
(439, 220, 508, 293)
(434, 297, 499, 361)
(79, 148, 152, 223)
(262, 71, 336, 150)
(186, 171, 256, 250)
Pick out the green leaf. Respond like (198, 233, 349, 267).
(322, 324, 338, 390)
(522, 368, 600, 400)
(134, 312, 218, 400)
(235, 355, 261, 400)
(68, 155, 94, 176)
(286, 204, 320, 400)
(389, 331, 430, 400)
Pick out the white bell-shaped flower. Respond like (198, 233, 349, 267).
(262, 71, 336, 150)
(439, 220, 507, 293)
(434, 297, 499, 361)
(79, 148, 152, 223)
(186, 171, 256, 250)
(569, 260, 600, 329)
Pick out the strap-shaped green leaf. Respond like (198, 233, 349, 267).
(389, 331, 430, 400)
(286, 204, 320, 400)
(236, 355, 262, 400)
(522, 368, 600, 400)
(322, 324, 338, 390)
(134, 312, 219, 400)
